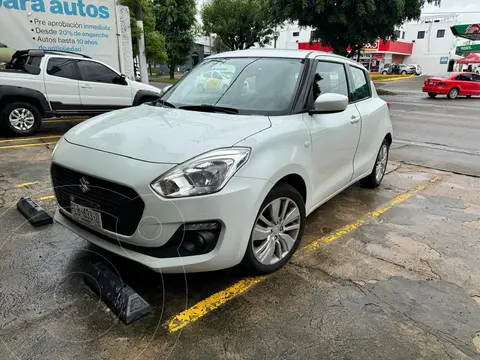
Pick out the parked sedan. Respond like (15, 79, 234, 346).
(51, 49, 393, 275)
(422, 72, 480, 99)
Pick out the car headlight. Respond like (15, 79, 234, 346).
(151, 147, 251, 198)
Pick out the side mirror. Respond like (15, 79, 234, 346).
(119, 74, 128, 85)
(161, 84, 172, 94)
(309, 93, 348, 115)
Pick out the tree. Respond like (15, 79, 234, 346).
(154, 0, 196, 79)
(121, 0, 167, 66)
(269, 0, 441, 57)
(201, 0, 276, 51)
(213, 36, 231, 53)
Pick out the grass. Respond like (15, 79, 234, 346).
(375, 88, 395, 96)
(149, 76, 179, 84)
(370, 74, 412, 81)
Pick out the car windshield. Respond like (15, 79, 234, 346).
(161, 57, 304, 115)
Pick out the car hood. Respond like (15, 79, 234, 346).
(64, 105, 271, 164)
(130, 80, 162, 94)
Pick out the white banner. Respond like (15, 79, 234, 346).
(0, 0, 121, 70)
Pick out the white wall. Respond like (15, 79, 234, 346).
(403, 18, 459, 75)
(261, 23, 312, 49)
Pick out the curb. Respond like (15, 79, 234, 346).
(372, 75, 415, 83)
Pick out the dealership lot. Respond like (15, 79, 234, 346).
(1, 86, 480, 359)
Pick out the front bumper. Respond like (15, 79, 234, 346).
(52, 141, 273, 273)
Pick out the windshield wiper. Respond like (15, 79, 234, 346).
(179, 104, 238, 114)
(155, 99, 176, 108)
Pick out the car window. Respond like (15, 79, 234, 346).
(456, 74, 472, 81)
(349, 66, 371, 101)
(212, 71, 222, 79)
(46, 58, 78, 80)
(473, 74, 480, 82)
(312, 61, 349, 100)
(77, 60, 121, 84)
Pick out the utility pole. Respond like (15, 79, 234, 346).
(273, 28, 279, 49)
(135, 2, 149, 84)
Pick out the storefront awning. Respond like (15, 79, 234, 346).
(450, 24, 480, 41)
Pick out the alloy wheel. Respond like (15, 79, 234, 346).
(9, 108, 35, 131)
(375, 143, 388, 183)
(252, 197, 301, 265)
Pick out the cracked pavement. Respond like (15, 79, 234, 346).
(0, 77, 480, 359)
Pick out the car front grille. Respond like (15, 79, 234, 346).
(51, 163, 145, 236)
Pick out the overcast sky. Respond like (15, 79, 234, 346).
(422, 0, 480, 23)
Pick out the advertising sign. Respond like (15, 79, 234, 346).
(440, 56, 449, 64)
(0, 0, 121, 70)
(451, 24, 480, 41)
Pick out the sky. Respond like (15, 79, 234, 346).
(422, 0, 480, 23)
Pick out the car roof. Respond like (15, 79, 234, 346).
(208, 49, 363, 67)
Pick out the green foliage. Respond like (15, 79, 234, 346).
(213, 36, 231, 53)
(201, 0, 277, 50)
(120, 0, 167, 64)
(154, 0, 196, 78)
(269, 0, 441, 56)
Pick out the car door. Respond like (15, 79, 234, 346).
(76, 59, 132, 110)
(43, 57, 81, 112)
(349, 65, 387, 180)
(455, 74, 475, 95)
(472, 74, 480, 94)
(302, 59, 362, 205)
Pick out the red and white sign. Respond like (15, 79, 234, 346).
(466, 24, 480, 34)
(363, 41, 380, 52)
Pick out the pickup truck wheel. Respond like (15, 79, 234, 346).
(1, 102, 42, 136)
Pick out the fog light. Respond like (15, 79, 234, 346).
(184, 221, 219, 231)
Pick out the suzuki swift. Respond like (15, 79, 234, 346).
(51, 49, 393, 274)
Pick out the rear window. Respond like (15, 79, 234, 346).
(435, 73, 452, 78)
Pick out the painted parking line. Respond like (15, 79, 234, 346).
(37, 195, 55, 201)
(15, 182, 39, 188)
(0, 135, 61, 144)
(0, 141, 57, 150)
(165, 176, 440, 333)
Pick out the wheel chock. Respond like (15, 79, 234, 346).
(83, 261, 153, 324)
(17, 196, 54, 227)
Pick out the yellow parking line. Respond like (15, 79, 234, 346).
(165, 176, 440, 333)
(0, 141, 57, 150)
(0, 135, 61, 143)
(37, 195, 55, 201)
(15, 181, 39, 188)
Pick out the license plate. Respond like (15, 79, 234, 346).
(429, 81, 434, 85)
(70, 197, 102, 229)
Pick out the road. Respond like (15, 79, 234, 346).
(0, 78, 479, 359)
(377, 77, 480, 177)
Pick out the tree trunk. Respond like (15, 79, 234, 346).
(169, 65, 175, 80)
(148, 61, 152, 76)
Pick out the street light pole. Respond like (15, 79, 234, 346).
(273, 28, 279, 49)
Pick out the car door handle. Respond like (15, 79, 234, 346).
(80, 84, 92, 89)
(350, 115, 361, 124)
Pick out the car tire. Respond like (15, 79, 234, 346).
(447, 88, 459, 99)
(241, 183, 306, 275)
(401, 70, 407, 75)
(0, 101, 42, 137)
(382, 71, 387, 75)
(428, 93, 437, 98)
(360, 139, 390, 189)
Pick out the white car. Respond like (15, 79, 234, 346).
(51, 49, 393, 274)
(0, 49, 161, 136)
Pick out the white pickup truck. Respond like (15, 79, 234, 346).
(0, 49, 162, 136)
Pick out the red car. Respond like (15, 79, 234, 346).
(422, 72, 480, 99)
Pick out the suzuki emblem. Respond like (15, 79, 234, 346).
(79, 177, 91, 193)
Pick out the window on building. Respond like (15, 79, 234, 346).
(292, 31, 300, 37)
(437, 29, 445, 38)
(394, 30, 401, 38)
(417, 31, 425, 39)
(402, 31, 405, 39)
